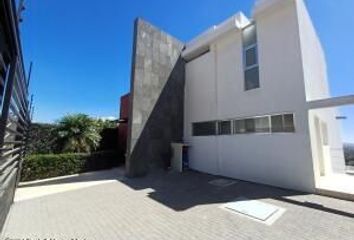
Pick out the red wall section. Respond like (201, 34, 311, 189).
(120, 93, 130, 120)
(118, 93, 130, 156)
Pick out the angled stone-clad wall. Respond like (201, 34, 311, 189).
(126, 18, 185, 176)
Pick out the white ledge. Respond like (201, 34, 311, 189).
(182, 12, 250, 61)
(307, 95, 354, 109)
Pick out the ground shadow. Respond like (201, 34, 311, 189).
(120, 169, 354, 219)
(18, 165, 354, 219)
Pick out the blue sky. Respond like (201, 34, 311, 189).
(20, 0, 354, 141)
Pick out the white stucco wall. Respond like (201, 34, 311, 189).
(184, 0, 321, 192)
(184, 51, 219, 174)
(296, 0, 329, 102)
(309, 108, 346, 180)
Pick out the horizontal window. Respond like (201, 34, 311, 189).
(271, 114, 295, 133)
(234, 119, 250, 134)
(255, 117, 270, 133)
(192, 114, 295, 137)
(192, 121, 217, 136)
(234, 116, 270, 134)
(218, 121, 232, 135)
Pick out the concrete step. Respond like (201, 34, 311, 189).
(316, 188, 354, 202)
(316, 174, 354, 201)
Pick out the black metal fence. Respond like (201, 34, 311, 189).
(0, 0, 31, 231)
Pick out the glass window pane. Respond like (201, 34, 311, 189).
(283, 114, 295, 132)
(193, 121, 216, 136)
(242, 24, 257, 48)
(218, 121, 231, 135)
(245, 119, 255, 133)
(235, 120, 246, 134)
(245, 67, 260, 90)
(255, 117, 270, 133)
(271, 115, 283, 132)
(245, 47, 257, 67)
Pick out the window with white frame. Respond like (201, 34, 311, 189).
(218, 121, 232, 135)
(271, 114, 295, 133)
(234, 114, 294, 134)
(192, 114, 295, 136)
(234, 116, 270, 134)
(255, 117, 270, 133)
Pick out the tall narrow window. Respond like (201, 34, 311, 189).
(242, 24, 260, 91)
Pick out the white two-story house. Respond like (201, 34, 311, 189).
(127, 0, 354, 195)
(182, 0, 345, 192)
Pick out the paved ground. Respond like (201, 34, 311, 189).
(14, 168, 125, 202)
(1, 168, 354, 240)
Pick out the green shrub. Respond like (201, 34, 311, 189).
(27, 123, 59, 154)
(21, 151, 123, 182)
(28, 119, 120, 155)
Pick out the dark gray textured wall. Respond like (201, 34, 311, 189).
(126, 19, 185, 177)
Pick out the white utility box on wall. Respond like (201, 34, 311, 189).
(171, 143, 190, 172)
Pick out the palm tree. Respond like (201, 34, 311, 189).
(56, 114, 101, 153)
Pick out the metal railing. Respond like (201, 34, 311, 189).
(0, 0, 31, 232)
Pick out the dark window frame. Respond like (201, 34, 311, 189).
(217, 120, 232, 135)
(192, 121, 217, 136)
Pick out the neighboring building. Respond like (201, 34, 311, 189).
(126, 0, 354, 195)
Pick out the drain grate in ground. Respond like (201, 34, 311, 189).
(208, 178, 237, 187)
(221, 197, 285, 225)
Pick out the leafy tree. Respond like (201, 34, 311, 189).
(56, 114, 101, 153)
